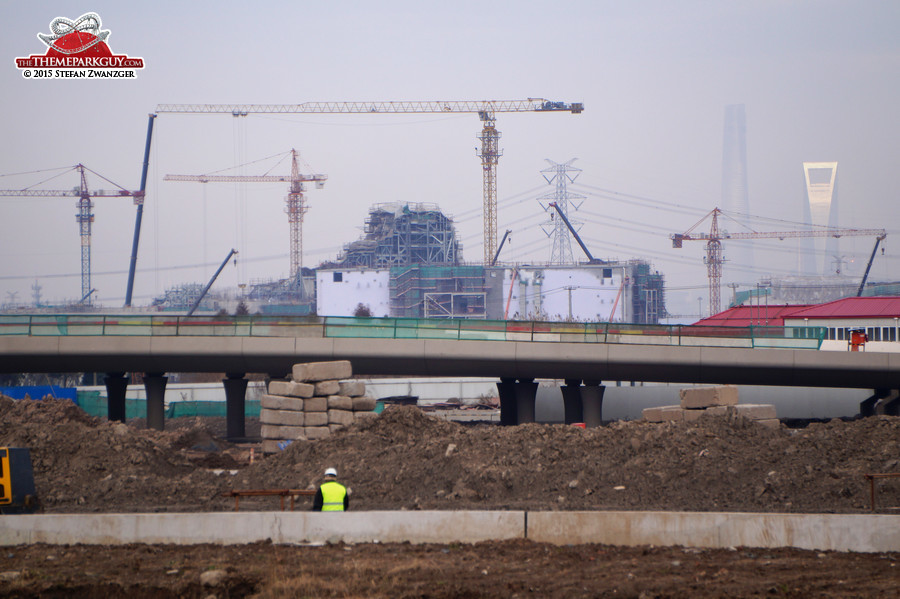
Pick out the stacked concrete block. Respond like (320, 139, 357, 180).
(642, 385, 778, 428)
(259, 393, 307, 454)
(261, 360, 378, 453)
(640, 405, 686, 423)
(678, 385, 739, 409)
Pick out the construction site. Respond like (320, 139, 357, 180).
(0, 67, 896, 595)
(5, 3, 900, 597)
(2, 394, 899, 597)
(0, 103, 897, 599)
(0, 98, 894, 325)
(305, 200, 666, 322)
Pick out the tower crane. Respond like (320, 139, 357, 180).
(0, 164, 143, 303)
(155, 99, 584, 264)
(165, 149, 326, 287)
(672, 207, 887, 315)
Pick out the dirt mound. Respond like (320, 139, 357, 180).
(2, 398, 898, 514)
(0, 396, 234, 512)
(237, 405, 900, 513)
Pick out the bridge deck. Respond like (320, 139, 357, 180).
(0, 315, 896, 389)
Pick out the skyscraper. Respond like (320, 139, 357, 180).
(721, 104, 752, 284)
(800, 161, 839, 275)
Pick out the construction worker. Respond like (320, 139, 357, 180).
(312, 467, 349, 512)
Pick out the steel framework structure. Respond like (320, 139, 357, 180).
(156, 99, 583, 264)
(336, 203, 460, 269)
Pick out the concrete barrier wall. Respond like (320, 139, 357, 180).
(0, 511, 524, 546)
(2, 511, 899, 552)
(527, 511, 900, 553)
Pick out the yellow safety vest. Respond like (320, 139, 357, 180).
(320, 480, 347, 512)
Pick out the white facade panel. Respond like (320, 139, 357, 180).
(502, 266, 627, 322)
(316, 269, 391, 317)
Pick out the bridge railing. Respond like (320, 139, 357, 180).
(0, 314, 826, 349)
(324, 317, 826, 348)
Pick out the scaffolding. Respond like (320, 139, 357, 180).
(629, 261, 666, 324)
(336, 203, 461, 268)
(245, 270, 316, 304)
(152, 283, 219, 312)
(390, 265, 486, 318)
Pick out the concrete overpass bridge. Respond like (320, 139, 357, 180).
(2, 314, 898, 435)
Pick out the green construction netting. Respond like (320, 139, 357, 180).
(76, 390, 261, 419)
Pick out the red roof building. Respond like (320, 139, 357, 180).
(694, 304, 808, 328)
(783, 296, 900, 320)
(782, 296, 900, 344)
(696, 296, 900, 345)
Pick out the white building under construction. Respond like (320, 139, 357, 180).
(316, 202, 666, 323)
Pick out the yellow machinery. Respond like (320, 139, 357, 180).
(0, 447, 39, 514)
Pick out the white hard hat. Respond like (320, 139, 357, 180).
(324, 467, 337, 477)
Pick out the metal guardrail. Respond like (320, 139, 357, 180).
(0, 314, 827, 349)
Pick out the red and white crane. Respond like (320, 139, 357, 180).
(165, 149, 326, 286)
(672, 207, 886, 315)
(0, 164, 143, 303)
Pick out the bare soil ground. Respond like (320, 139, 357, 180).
(1, 395, 898, 597)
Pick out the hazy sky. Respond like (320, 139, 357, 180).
(2, 1, 898, 316)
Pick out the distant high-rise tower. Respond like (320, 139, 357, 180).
(800, 161, 839, 275)
(539, 159, 585, 265)
(721, 104, 752, 284)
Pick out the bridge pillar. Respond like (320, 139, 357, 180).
(496, 378, 517, 426)
(561, 379, 584, 425)
(581, 381, 605, 428)
(224, 372, 248, 440)
(514, 378, 538, 425)
(104, 372, 128, 423)
(143, 373, 168, 431)
(860, 389, 885, 417)
(872, 389, 900, 416)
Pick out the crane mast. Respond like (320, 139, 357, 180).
(164, 149, 326, 287)
(477, 112, 501, 262)
(672, 207, 887, 315)
(156, 99, 583, 264)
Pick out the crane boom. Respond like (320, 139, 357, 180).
(548, 202, 603, 264)
(673, 227, 886, 244)
(164, 174, 325, 184)
(155, 99, 584, 115)
(155, 98, 584, 264)
(125, 113, 157, 308)
(0, 189, 136, 197)
(857, 234, 886, 297)
(491, 229, 512, 266)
